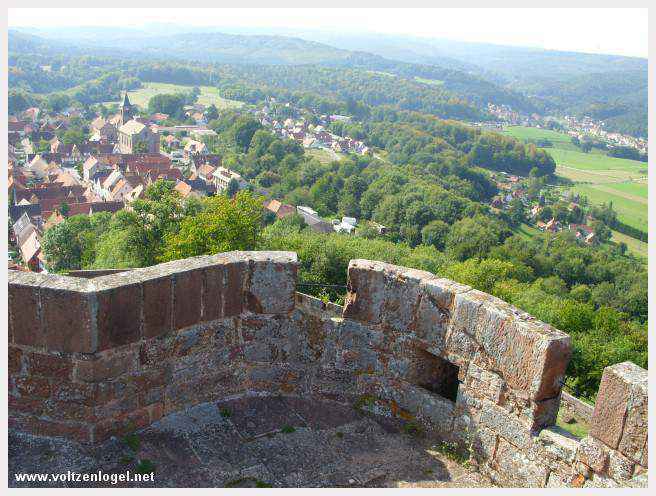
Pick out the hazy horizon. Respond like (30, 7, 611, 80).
(8, 8, 649, 58)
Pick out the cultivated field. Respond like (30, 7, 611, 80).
(611, 230, 648, 260)
(107, 82, 244, 110)
(415, 77, 444, 86)
(502, 126, 583, 151)
(504, 125, 648, 236)
(306, 148, 345, 164)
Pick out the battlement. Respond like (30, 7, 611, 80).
(8, 252, 647, 487)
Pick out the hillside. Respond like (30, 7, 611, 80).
(258, 30, 648, 137)
(7, 29, 536, 114)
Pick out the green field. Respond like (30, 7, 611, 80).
(306, 148, 345, 164)
(504, 126, 648, 237)
(513, 223, 541, 241)
(571, 184, 647, 232)
(503, 126, 582, 151)
(547, 148, 646, 173)
(603, 181, 648, 200)
(105, 82, 244, 110)
(611, 230, 648, 259)
(415, 77, 444, 87)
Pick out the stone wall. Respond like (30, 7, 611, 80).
(560, 391, 593, 425)
(7, 253, 648, 487)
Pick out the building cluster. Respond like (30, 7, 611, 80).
(563, 115, 648, 155)
(258, 106, 370, 156)
(8, 93, 246, 272)
(489, 172, 598, 245)
(482, 103, 646, 155)
(264, 198, 387, 237)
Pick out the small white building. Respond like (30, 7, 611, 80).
(332, 216, 357, 234)
(213, 167, 247, 193)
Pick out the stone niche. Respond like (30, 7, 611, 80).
(411, 349, 460, 403)
(7, 253, 647, 488)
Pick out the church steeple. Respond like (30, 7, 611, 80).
(119, 91, 134, 126)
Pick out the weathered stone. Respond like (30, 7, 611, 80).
(537, 426, 579, 464)
(95, 282, 142, 350)
(470, 425, 498, 461)
(380, 266, 434, 333)
(27, 352, 74, 380)
(624, 471, 648, 488)
(10, 376, 51, 398)
(582, 474, 619, 488)
(142, 275, 173, 339)
(576, 436, 609, 473)
(8, 272, 43, 348)
(616, 365, 648, 465)
(479, 402, 533, 450)
(414, 278, 466, 353)
(40, 277, 96, 353)
(494, 437, 549, 487)
(476, 302, 571, 401)
(173, 268, 203, 330)
(203, 260, 245, 320)
(74, 350, 138, 382)
(246, 252, 297, 314)
(343, 259, 388, 324)
(521, 396, 561, 431)
(8, 347, 25, 376)
(465, 362, 505, 405)
(590, 361, 647, 462)
(10, 415, 92, 444)
(608, 449, 635, 483)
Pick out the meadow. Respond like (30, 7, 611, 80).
(106, 82, 244, 110)
(504, 125, 648, 237)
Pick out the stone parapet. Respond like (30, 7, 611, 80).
(7, 254, 647, 488)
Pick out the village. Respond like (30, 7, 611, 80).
(489, 171, 604, 245)
(8, 93, 381, 273)
(483, 103, 648, 155)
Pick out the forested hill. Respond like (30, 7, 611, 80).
(278, 31, 648, 138)
(8, 29, 535, 115)
(9, 27, 647, 136)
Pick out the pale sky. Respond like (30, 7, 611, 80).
(8, 7, 649, 58)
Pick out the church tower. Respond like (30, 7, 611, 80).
(119, 92, 134, 127)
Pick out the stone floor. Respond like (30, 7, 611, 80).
(9, 395, 492, 488)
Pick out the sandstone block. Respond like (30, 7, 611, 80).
(27, 352, 74, 380)
(470, 425, 498, 462)
(471, 293, 571, 401)
(608, 449, 635, 483)
(74, 350, 138, 382)
(203, 260, 246, 320)
(95, 281, 142, 350)
(343, 259, 388, 324)
(414, 278, 468, 352)
(479, 401, 534, 450)
(246, 252, 297, 314)
(537, 426, 580, 464)
(142, 275, 173, 338)
(40, 276, 96, 353)
(576, 436, 609, 473)
(10, 376, 51, 399)
(590, 361, 648, 464)
(172, 268, 203, 330)
(494, 437, 549, 487)
(10, 415, 92, 444)
(381, 266, 435, 332)
(8, 272, 44, 348)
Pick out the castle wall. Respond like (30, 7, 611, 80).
(7, 253, 648, 487)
